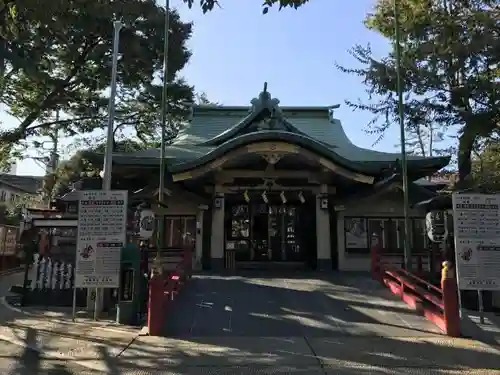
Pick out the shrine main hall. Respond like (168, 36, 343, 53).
(86, 85, 450, 271)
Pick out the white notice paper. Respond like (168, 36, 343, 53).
(75, 190, 128, 288)
(452, 193, 500, 290)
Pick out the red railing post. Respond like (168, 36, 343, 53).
(441, 261, 460, 337)
(147, 274, 165, 336)
(371, 234, 382, 282)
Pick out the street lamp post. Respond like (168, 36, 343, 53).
(94, 20, 123, 319)
(155, 0, 170, 273)
(393, 0, 412, 270)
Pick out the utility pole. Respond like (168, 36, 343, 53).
(393, 0, 412, 271)
(94, 20, 123, 319)
(155, 0, 170, 273)
(49, 110, 60, 174)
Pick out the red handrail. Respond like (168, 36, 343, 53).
(385, 264, 442, 295)
(371, 241, 460, 337)
(383, 267, 444, 310)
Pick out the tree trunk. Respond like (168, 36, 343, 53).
(457, 132, 474, 183)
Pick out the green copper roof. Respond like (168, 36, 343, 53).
(89, 83, 450, 178)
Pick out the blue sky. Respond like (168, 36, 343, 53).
(2, 0, 397, 176)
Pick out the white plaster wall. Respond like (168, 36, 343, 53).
(337, 192, 426, 271)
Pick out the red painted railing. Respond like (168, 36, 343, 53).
(371, 239, 460, 337)
(372, 250, 443, 279)
(147, 246, 193, 336)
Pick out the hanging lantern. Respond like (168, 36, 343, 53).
(425, 210, 448, 243)
(139, 209, 155, 240)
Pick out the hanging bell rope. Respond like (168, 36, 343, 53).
(280, 191, 287, 204)
(262, 191, 268, 204)
(298, 191, 305, 204)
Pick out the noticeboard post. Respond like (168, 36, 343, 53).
(452, 193, 500, 321)
(74, 190, 128, 317)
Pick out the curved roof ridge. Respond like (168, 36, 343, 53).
(201, 110, 255, 146)
(169, 130, 368, 176)
(201, 83, 306, 146)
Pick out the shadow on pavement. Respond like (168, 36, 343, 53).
(1, 271, 499, 374)
(46, 364, 75, 375)
(97, 345, 122, 375)
(113, 333, 500, 374)
(12, 327, 40, 375)
(103, 271, 499, 374)
(163, 272, 442, 338)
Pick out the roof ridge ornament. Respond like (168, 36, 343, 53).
(249, 82, 283, 121)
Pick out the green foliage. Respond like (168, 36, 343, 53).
(399, 126, 448, 157)
(181, 0, 311, 13)
(337, 0, 500, 182)
(0, 0, 194, 150)
(471, 138, 500, 191)
(42, 138, 152, 201)
(195, 91, 220, 106)
(0, 140, 21, 172)
(4, 193, 45, 223)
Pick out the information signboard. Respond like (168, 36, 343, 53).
(75, 190, 128, 288)
(452, 193, 500, 290)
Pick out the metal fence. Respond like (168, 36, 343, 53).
(19, 226, 87, 307)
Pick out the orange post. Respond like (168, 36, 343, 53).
(147, 274, 165, 336)
(441, 261, 461, 337)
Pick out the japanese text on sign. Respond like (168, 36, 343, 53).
(452, 193, 500, 291)
(75, 190, 128, 288)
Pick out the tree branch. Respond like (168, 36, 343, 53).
(12, 38, 102, 139)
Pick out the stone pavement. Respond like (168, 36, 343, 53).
(0, 271, 499, 374)
(163, 272, 445, 337)
(461, 310, 500, 347)
(0, 271, 143, 374)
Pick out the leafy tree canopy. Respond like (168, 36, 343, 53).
(0, 0, 194, 165)
(471, 138, 500, 192)
(41, 138, 151, 201)
(181, 0, 311, 13)
(3, 193, 45, 224)
(337, 0, 500, 184)
(39, 87, 220, 202)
